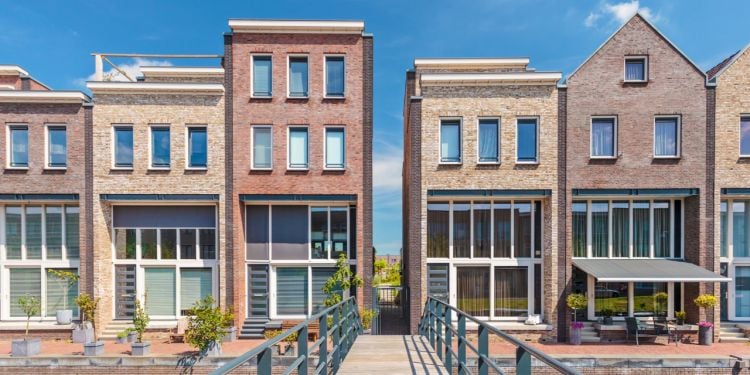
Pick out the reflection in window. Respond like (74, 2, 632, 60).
(161, 229, 177, 259)
(473, 202, 491, 257)
(427, 202, 449, 258)
(142, 229, 157, 259)
(311, 207, 328, 259)
(199, 229, 216, 259)
(595, 282, 628, 317)
(493, 202, 511, 258)
(572, 202, 587, 257)
(440, 120, 461, 163)
(180, 229, 196, 259)
(734, 201, 750, 258)
(457, 267, 489, 316)
(453, 202, 470, 258)
(115, 228, 136, 259)
(633, 282, 668, 317)
(514, 202, 531, 258)
(494, 267, 528, 317)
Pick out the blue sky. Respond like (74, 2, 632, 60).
(2, 0, 749, 255)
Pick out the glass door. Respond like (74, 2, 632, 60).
(736, 266, 750, 318)
(115, 265, 136, 319)
(247, 265, 269, 319)
(456, 267, 489, 317)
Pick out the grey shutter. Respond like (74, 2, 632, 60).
(276, 268, 308, 315)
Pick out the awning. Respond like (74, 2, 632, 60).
(240, 194, 357, 202)
(573, 259, 730, 282)
(101, 194, 219, 202)
(427, 189, 551, 198)
(572, 188, 698, 197)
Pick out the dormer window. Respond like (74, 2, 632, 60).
(624, 56, 647, 82)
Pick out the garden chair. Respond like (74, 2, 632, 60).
(169, 317, 189, 343)
(625, 317, 656, 345)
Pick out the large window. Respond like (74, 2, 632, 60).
(252, 55, 272, 97)
(252, 126, 273, 169)
(114, 126, 134, 168)
(7, 268, 79, 319)
(145, 268, 176, 316)
(8, 125, 28, 168)
(452, 265, 540, 320)
(478, 119, 499, 163)
(325, 128, 345, 169)
(114, 227, 215, 260)
(4, 205, 79, 260)
(187, 127, 207, 168)
(310, 207, 349, 260)
(180, 268, 212, 312)
(325, 56, 345, 97)
(573, 199, 681, 258)
(288, 56, 309, 97)
(741, 117, 750, 157)
(591, 118, 615, 158)
(150, 126, 170, 168)
(721, 199, 750, 258)
(276, 267, 308, 315)
(594, 282, 628, 317)
(494, 267, 528, 317)
(516, 118, 538, 163)
(440, 119, 461, 163)
(427, 202, 450, 258)
(288, 127, 309, 169)
(654, 117, 679, 158)
(633, 282, 668, 317)
(457, 267, 489, 317)
(47, 126, 67, 168)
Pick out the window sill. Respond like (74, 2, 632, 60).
(287, 167, 309, 171)
(148, 167, 171, 171)
(324, 167, 346, 171)
(251, 94, 273, 99)
(251, 167, 273, 171)
(44, 166, 67, 171)
(590, 156, 617, 160)
(477, 161, 500, 165)
(324, 95, 346, 100)
(516, 161, 539, 165)
(185, 167, 207, 171)
(653, 156, 680, 160)
(111, 167, 134, 171)
(439, 161, 462, 165)
(287, 95, 309, 100)
(5, 166, 28, 171)
(623, 79, 648, 83)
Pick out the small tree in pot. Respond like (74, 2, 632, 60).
(47, 269, 79, 325)
(72, 293, 95, 343)
(11, 295, 41, 356)
(185, 295, 233, 357)
(675, 311, 687, 326)
(131, 300, 150, 356)
(567, 293, 587, 345)
(600, 308, 614, 326)
(694, 294, 718, 346)
(77, 293, 103, 356)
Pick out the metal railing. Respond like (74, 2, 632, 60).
(419, 297, 580, 375)
(211, 297, 362, 375)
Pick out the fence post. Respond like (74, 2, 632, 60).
(458, 313, 466, 375)
(428, 299, 436, 347)
(478, 324, 488, 375)
(332, 305, 341, 372)
(298, 325, 309, 374)
(516, 346, 531, 375)
(444, 306, 452, 373)
(257, 346, 272, 374)
(436, 303, 443, 361)
(318, 313, 328, 371)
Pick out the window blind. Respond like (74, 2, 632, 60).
(253, 56, 272, 96)
(478, 119, 498, 162)
(325, 57, 345, 97)
(46, 268, 79, 317)
(289, 57, 308, 97)
(10, 268, 41, 317)
(46, 206, 63, 259)
(253, 127, 272, 168)
(48, 127, 67, 167)
(145, 268, 176, 316)
(5, 206, 22, 260)
(276, 268, 308, 315)
(325, 128, 345, 168)
(312, 267, 337, 314)
(288, 128, 308, 168)
(180, 268, 212, 311)
(26, 206, 42, 260)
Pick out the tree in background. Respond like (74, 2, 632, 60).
(374, 258, 387, 276)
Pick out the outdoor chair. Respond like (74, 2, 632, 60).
(625, 317, 656, 345)
(169, 317, 189, 343)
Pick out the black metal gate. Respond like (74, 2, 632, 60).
(372, 286, 409, 335)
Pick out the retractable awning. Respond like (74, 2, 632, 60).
(573, 259, 730, 282)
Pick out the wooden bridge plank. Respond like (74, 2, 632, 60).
(339, 335, 446, 374)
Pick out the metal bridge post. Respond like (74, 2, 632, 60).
(458, 313, 467, 375)
(435, 303, 443, 361)
(516, 346, 532, 375)
(257, 346, 272, 374)
(332, 305, 341, 372)
(318, 313, 328, 371)
(478, 324, 489, 375)
(444, 306, 452, 373)
(428, 299, 436, 347)
(298, 325, 309, 374)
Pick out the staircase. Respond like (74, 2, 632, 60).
(240, 318, 268, 339)
(100, 320, 135, 340)
(580, 321, 601, 343)
(720, 323, 750, 343)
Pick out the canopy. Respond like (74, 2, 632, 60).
(573, 259, 730, 282)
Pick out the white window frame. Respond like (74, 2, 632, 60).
(323, 126, 346, 170)
(287, 54, 310, 99)
(44, 124, 67, 170)
(148, 124, 171, 170)
(439, 117, 463, 165)
(323, 54, 346, 99)
(287, 126, 310, 170)
(6, 124, 29, 170)
(624, 56, 648, 83)
(185, 125, 208, 170)
(250, 54, 273, 98)
(111, 124, 134, 170)
(476, 117, 500, 164)
(739, 116, 750, 158)
(589, 116, 617, 159)
(515, 116, 540, 164)
(653, 116, 681, 159)
(251, 125, 274, 170)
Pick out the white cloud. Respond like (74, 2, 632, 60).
(584, 1, 660, 28)
(373, 142, 402, 192)
(74, 58, 172, 86)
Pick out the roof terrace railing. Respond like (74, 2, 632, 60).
(90, 53, 223, 82)
(420, 297, 581, 375)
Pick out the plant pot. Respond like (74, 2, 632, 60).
(201, 341, 221, 357)
(56, 310, 73, 325)
(699, 325, 713, 346)
(83, 341, 104, 356)
(603, 317, 613, 326)
(11, 338, 41, 357)
(271, 344, 282, 356)
(222, 326, 237, 343)
(676, 319, 685, 326)
(131, 342, 151, 356)
(363, 329, 372, 335)
(569, 327, 582, 345)
(115, 337, 127, 344)
(127, 332, 137, 343)
(72, 327, 94, 344)
(282, 343, 297, 357)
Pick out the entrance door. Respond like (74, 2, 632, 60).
(247, 265, 269, 319)
(115, 265, 137, 319)
(721, 263, 728, 321)
(736, 266, 750, 318)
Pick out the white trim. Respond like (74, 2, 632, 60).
(623, 56, 649, 83)
(589, 116, 618, 159)
(476, 117, 501, 164)
(286, 126, 310, 170)
(515, 117, 540, 164)
(44, 124, 67, 170)
(86, 82, 224, 95)
(139, 66, 224, 78)
(286, 55, 309, 99)
(250, 54, 273, 98)
(111, 124, 134, 170)
(414, 58, 529, 69)
(739, 116, 750, 158)
(250, 125, 274, 170)
(420, 72, 561, 86)
(6, 124, 29, 169)
(0, 65, 29, 76)
(323, 126, 346, 170)
(148, 124, 171, 170)
(709, 44, 750, 81)
(228, 20, 364, 34)
(653, 116, 681, 158)
(323, 54, 346, 99)
(0, 91, 89, 104)
(438, 117, 462, 165)
(185, 125, 208, 170)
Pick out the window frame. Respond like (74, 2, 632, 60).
(624, 56, 648, 83)
(251, 125, 274, 170)
(739, 116, 750, 158)
(590, 116, 618, 159)
(653, 116, 681, 159)
(323, 126, 346, 170)
(6, 124, 29, 169)
(111, 125, 134, 170)
(515, 117, 540, 164)
(287, 126, 310, 170)
(148, 124, 171, 170)
(45, 124, 67, 169)
(250, 54, 273, 98)
(287, 54, 310, 99)
(439, 117, 463, 165)
(185, 125, 208, 170)
(323, 54, 346, 99)
(476, 117, 501, 164)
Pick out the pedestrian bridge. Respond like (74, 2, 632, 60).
(211, 297, 579, 375)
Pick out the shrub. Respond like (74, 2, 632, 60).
(76, 293, 100, 340)
(567, 293, 587, 323)
(18, 295, 41, 338)
(323, 254, 363, 307)
(132, 300, 149, 343)
(360, 308, 377, 330)
(675, 311, 687, 321)
(693, 294, 717, 309)
(600, 308, 613, 318)
(263, 329, 282, 340)
(184, 295, 233, 353)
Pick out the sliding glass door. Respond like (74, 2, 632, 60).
(457, 267, 489, 317)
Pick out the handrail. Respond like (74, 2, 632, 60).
(211, 297, 362, 375)
(419, 297, 581, 375)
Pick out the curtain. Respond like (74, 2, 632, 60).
(253, 127, 272, 168)
(572, 202, 587, 257)
(180, 268, 212, 311)
(478, 120, 498, 162)
(26, 206, 42, 259)
(514, 202, 531, 257)
(494, 267, 528, 317)
(633, 201, 650, 257)
(516, 119, 537, 162)
(253, 56, 272, 96)
(591, 118, 614, 157)
(493, 202, 511, 257)
(591, 202, 609, 257)
(46, 206, 63, 259)
(188, 128, 207, 168)
(427, 264, 449, 302)
(5, 206, 22, 260)
(734, 201, 750, 257)
(625, 60, 645, 81)
(312, 268, 338, 314)
(440, 121, 461, 162)
(457, 267, 489, 316)
(115, 127, 133, 167)
(145, 268, 176, 316)
(271, 205, 308, 260)
(325, 57, 345, 96)
(721, 201, 728, 257)
(289, 128, 308, 168)
(46, 268, 78, 317)
(246, 205, 268, 260)
(427, 203, 449, 258)
(655, 118, 677, 156)
(742, 118, 750, 156)
(10, 268, 41, 317)
(151, 128, 170, 167)
(612, 201, 629, 257)
(289, 58, 308, 96)
(65, 206, 80, 259)
(180, 229, 197, 259)
(277, 268, 308, 315)
(325, 128, 345, 168)
(10, 127, 28, 167)
(453, 202, 471, 258)
(653, 201, 670, 257)
(473, 202, 491, 257)
(48, 127, 67, 167)
(736, 267, 750, 318)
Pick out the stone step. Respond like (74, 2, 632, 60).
(720, 327, 741, 332)
(720, 332, 746, 338)
(580, 337, 601, 343)
(720, 337, 750, 343)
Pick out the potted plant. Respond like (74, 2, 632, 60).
(11, 295, 41, 356)
(281, 332, 299, 357)
(72, 293, 95, 344)
(127, 328, 137, 343)
(116, 330, 128, 344)
(131, 299, 150, 356)
(47, 269, 79, 325)
(675, 311, 687, 326)
(360, 308, 377, 334)
(601, 308, 614, 326)
(184, 295, 233, 357)
(263, 329, 284, 355)
(655, 292, 669, 317)
(77, 293, 103, 356)
(567, 293, 587, 345)
(694, 294, 718, 346)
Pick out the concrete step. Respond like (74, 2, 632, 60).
(720, 337, 750, 343)
(720, 327, 741, 333)
(720, 332, 746, 338)
(580, 337, 601, 343)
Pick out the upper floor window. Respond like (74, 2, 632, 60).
(741, 117, 750, 157)
(591, 117, 616, 158)
(325, 56, 345, 98)
(654, 117, 680, 158)
(252, 55, 272, 97)
(114, 126, 133, 168)
(325, 127, 345, 169)
(150, 126, 170, 169)
(46, 126, 67, 168)
(187, 127, 207, 169)
(288, 127, 309, 169)
(440, 119, 461, 163)
(288, 56, 309, 98)
(516, 118, 538, 163)
(252, 126, 273, 170)
(478, 119, 499, 163)
(8, 125, 28, 168)
(624, 56, 647, 82)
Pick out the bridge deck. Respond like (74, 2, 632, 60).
(339, 335, 446, 374)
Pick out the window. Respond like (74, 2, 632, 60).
(161, 229, 177, 259)
(187, 127, 207, 168)
(325, 56, 345, 97)
(478, 119, 499, 163)
(722, 199, 750, 258)
(4, 205, 78, 260)
(46, 268, 79, 317)
(252, 126, 272, 169)
(312, 268, 338, 314)
(612, 201, 629, 257)
(310, 206, 348, 259)
(516, 118, 538, 163)
(493, 202, 511, 257)
(8, 125, 28, 168)
(473, 202, 491, 257)
(145, 268, 176, 316)
(199, 229, 216, 259)
(654, 117, 679, 157)
(180, 268, 212, 311)
(591, 118, 616, 158)
(180, 229, 196, 259)
(721, 201, 728, 258)
(427, 202, 449, 258)
(624, 57, 647, 82)
(440, 119, 461, 163)
(457, 267, 490, 316)
(141, 229, 157, 259)
(115, 228, 137, 259)
(452, 202, 470, 258)
(741, 117, 750, 157)
(252, 55, 272, 97)
(5, 206, 22, 260)
(595, 282, 628, 317)
(46, 206, 63, 259)
(10, 269, 41, 317)
(288, 127, 309, 169)
(572, 202, 587, 257)
(288, 56, 308, 97)
(633, 282, 668, 317)
(114, 126, 133, 168)
(66, 206, 80, 259)
(47, 126, 67, 168)
(427, 264, 449, 302)
(271, 205, 309, 260)
(276, 268, 308, 315)
(150, 126, 170, 168)
(591, 202, 609, 257)
(325, 128, 345, 169)
(494, 267, 528, 317)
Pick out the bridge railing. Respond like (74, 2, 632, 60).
(211, 297, 362, 375)
(419, 297, 580, 375)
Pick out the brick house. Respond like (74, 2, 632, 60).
(562, 14, 724, 342)
(87, 59, 226, 337)
(0, 65, 91, 337)
(224, 20, 373, 338)
(402, 58, 563, 340)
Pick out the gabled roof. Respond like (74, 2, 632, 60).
(564, 13, 706, 84)
(706, 43, 750, 82)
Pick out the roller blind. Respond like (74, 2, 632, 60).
(46, 268, 79, 317)
(276, 268, 308, 315)
(288, 128, 308, 168)
(312, 268, 337, 314)
(325, 56, 345, 97)
(180, 268, 212, 311)
(253, 56, 272, 96)
(46, 206, 63, 259)
(325, 128, 345, 168)
(145, 268, 176, 316)
(10, 268, 42, 317)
